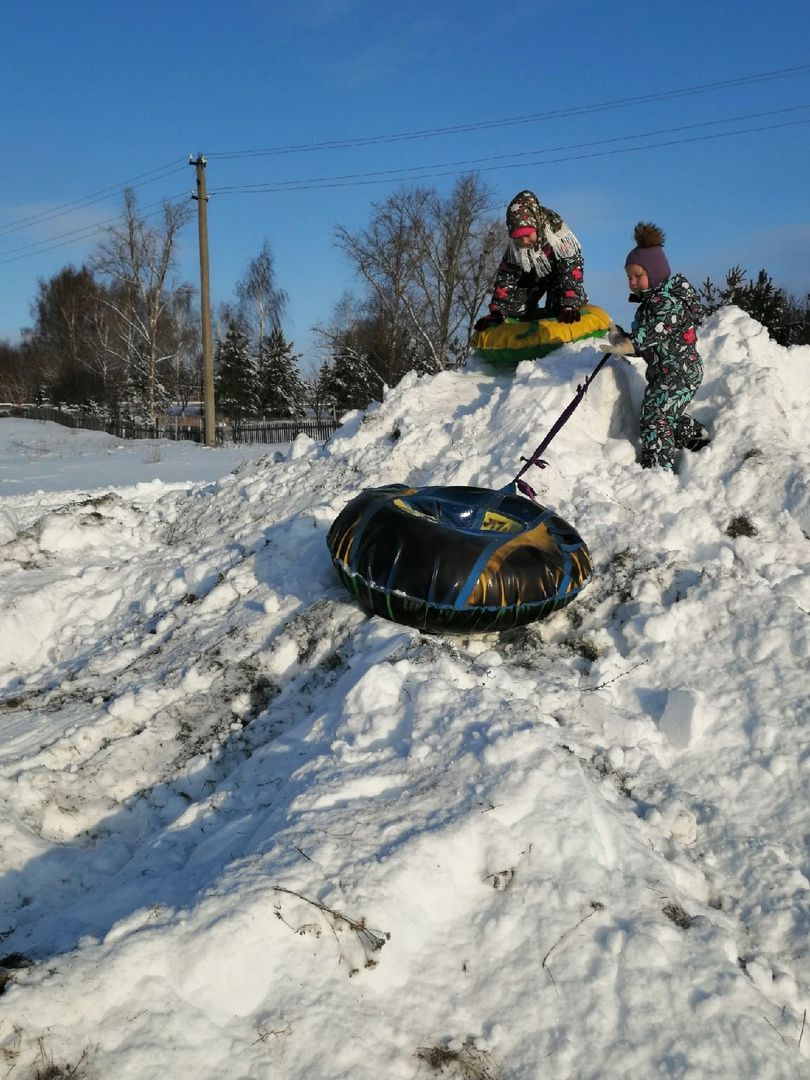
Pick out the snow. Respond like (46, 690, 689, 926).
(1, 305, 808, 1079)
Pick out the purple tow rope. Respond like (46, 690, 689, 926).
(508, 352, 613, 499)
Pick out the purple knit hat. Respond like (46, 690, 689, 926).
(625, 222, 671, 288)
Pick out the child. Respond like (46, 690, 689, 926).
(600, 223, 709, 470)
(475, 190, 588, 331)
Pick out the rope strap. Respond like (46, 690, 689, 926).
(509, 352, 613, 498)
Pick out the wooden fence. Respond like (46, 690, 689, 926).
(233, 418, 339, 444)
(1, 406, 340, 446)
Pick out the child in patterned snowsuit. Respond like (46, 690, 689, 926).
(475, 190, 588, 331)
(599, 223, 709, 471)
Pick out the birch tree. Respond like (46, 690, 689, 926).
(236, 241, 288, 353)
(334, 173, 501, 374)
(92, 188, 193, 421)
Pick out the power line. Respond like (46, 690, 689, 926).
(211, 104, 810, 194)
(1, 64, 808, 268)
(206, 64, 810, 159)
(0, 195, 189, 267)
(0, 161, 188, 239)
(2, 63, 806, 254)
(2, 108, 807, 267)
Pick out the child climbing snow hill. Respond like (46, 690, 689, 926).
(599, 223, 710, 471)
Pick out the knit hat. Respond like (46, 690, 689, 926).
(625, 222, 671, 288)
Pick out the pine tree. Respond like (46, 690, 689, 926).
(215, 322, 260, 430)
(316, 347, 380, 417)
(700, 266, 792, 345)
(785, 294, 810, 346)
(258, 328, 306, 417)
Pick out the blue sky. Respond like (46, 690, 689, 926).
(2, 0, 809, 374)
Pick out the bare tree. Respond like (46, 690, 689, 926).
(0, 340, 35, 404)
(26, 266, 118, 404)
(236, 240, 288, 352)
(334, 173, 501, 373)
(165, 286, 201, 414)
(335, 196, 424, 368)
(314, 292, 390, 376)
(92, 188, 193, 421)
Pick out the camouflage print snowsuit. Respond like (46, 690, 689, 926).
(488, 192, 588, 320)
(628, 273, 707, 470)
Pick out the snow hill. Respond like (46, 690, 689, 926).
(0, 306, 808, 1080)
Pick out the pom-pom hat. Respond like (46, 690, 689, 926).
(625, 222, 671, 288)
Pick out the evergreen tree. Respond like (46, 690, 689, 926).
(315, 346, 380, 417)
(785, 294, 810, 346)
(700, 266, 792, 345)
(258, 328, 306, 417)
(215, 322, 260, 430)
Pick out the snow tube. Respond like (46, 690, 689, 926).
(327, 484, 592, 633)
(472, 305, 612, 365)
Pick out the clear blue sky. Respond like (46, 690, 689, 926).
(3, 0, 809, 374)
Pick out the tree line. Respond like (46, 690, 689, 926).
(699, 266, 810, 346)
(1, 174, 807, 427)
(0, 174, 502, 426)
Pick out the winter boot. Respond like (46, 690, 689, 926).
(676, 414, 710, 453)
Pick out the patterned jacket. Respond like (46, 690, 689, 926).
(487, 192, 588, 320)
(629, 273, 704, 380)
(488, 244, 587, 319)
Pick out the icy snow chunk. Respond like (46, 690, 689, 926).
(745, 958, 774, 994)
(657, 688, 712, 750)
(606, 745, 625, 769)
(289, 432, 316, 459)
(659, 801, 699, 845)
(265, 635, 300, 676)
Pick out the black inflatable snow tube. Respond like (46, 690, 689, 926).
(326, 484, 592, 633)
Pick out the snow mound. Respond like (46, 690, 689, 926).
(0, 306, 808, 1079)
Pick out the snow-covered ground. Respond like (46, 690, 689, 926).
(0, 420, 273, 502)
(0, 306, 808, 1079)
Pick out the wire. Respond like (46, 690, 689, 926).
(2, 107, 806, 265)
(211, 112, 810, 195)
(0, 195, 190, 267)
(0, 161, 188, 239)
(2, 63, 809, 265)
(210, 104, 810, 194)
(206, 64, 810, 159)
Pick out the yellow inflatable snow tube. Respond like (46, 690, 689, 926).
(472, 305, 612, 365)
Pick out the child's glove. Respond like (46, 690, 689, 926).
(558, 307, 581, 324)
(597, 322, 636, 355)
(474, 311, 505, 332)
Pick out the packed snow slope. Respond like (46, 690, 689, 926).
(0, 306, 808, 1080)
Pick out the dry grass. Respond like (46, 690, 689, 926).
(725, 514, 757, 538)
(416, 1044, 497, 1079)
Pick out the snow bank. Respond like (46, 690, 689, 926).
(0, 307, 808, 1079)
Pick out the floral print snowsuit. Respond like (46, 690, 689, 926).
(628, 273, 707, 470)
(488, 243, 587, 320)
(488, 192, 588, 321)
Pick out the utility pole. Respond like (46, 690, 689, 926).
(191, 154, 216, 447)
